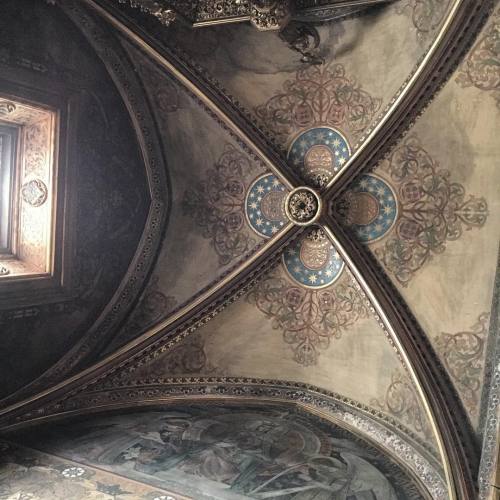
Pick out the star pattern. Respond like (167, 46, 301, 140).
(350, 174, 398, 243)
(288, 127, 351, 186)
(283, 234, 344, 289)
(245, 173, 287, 238)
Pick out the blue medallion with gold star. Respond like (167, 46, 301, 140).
(345, 174, 398, 242)
(245, 173, 288, 238)
(283, 228, 344, 289)
(288, 127, 351, 187)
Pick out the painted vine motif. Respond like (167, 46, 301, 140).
(126, 334, 218, 380)
(109, 276, 177, 351)
(396, 0, 451, 40)
(373, 135, 488, 286)
(371, 371, 432, 441)
(254, 63, 381, 146)
(434, 313, 490, 416)
(456, 7, 500, 108)
(247, 267, 369, 366)
(183, 144, 260, 266)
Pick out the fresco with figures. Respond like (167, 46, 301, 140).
(15, 406, 428, 500)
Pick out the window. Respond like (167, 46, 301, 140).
(0, 95, 57, 280)
(0, 124, 18, 255)
(0, 71, 78, 309)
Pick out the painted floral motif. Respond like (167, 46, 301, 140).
(247, 263, 368, 365)
(111, 276, 177, 350)
(128, 334, 217, 380)
(61, 466, 85, 478)
(372, 135, 488, 286)
(396, 0, 451, 40)
(0, 441, 167, 499)
(372, 370, 432, 441)
(183, 144, 260, 266)
(456, 8, 500, 107)
(434, 313, 490, 416)
(255, 64, 381, 146)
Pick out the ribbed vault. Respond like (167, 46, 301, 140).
(0, 1, 498, 500)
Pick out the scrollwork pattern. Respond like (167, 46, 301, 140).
(183, 144, 260, 266)
(434, 313, 490, 416)
(456, 8, 500, 108)
(374, 135, 488, 286)
(372, 370, 432, 441)
(255, 64, 381, 146)
(396, 0, 451, 40)
(247, 268, 369, 365)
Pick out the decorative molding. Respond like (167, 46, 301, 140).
(478, 244, 500, 500)
(112, 0, 394, 30)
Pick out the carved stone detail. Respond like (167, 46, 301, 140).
(0, 101, 16, 116)
(21, 179, 48, 207)
(250, 0, 290, 30)
(285, 186, 321, 225)
(117, 0, 177, 26)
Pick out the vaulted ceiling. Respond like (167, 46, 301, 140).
(0, 1, 499, 499)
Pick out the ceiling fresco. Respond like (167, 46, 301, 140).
(0, 1, 498, 500)
(332, 6, 500, 431)
(11, 406, 436, 499)
(129, 0, 455, 159)
(102, 37, 276, 352)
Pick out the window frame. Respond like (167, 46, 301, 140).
(0, 70, 79, 309)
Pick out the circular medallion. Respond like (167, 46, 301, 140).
(245, 173, 287, 237)
(288, 127, 351, 188)
(21, 178, 48, 207)
(283, 227, 344, 289)
(285, 186, 321, 226)
(334, 174, 398, 243)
